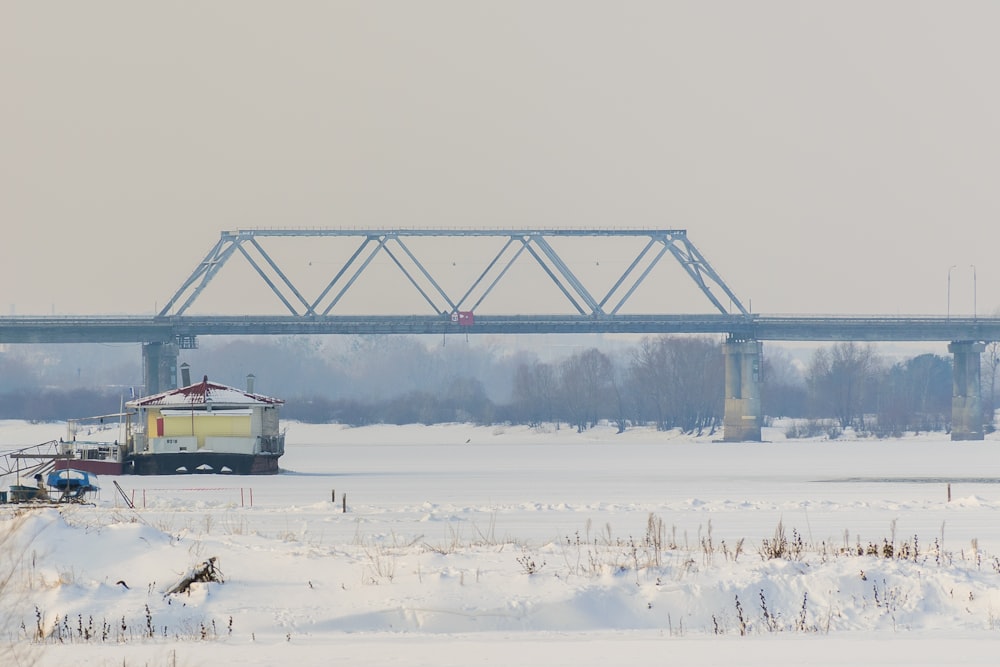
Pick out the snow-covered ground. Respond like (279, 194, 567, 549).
(3, 419, 1000, 666)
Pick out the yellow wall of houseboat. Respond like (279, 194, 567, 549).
(196, 414, 252, 438)
(148, 410, 252, 448)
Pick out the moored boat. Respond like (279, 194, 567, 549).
(124, 375, 285, 475)
(53, 414, 130, 475)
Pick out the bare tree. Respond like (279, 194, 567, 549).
(877, 353, 951, 435)
(807, 342, 882, 429)
(761, 347, 807, 419)
(559, 348, 614, 432)
(627, 336, 723, 433)
(443, 376, 493, 424)
(609, 357, 637, 434)
(628, 336, 672, 430)
(511, 360, 559, 427)
(668, 337, 724, 433)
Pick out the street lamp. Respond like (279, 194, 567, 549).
(948, 265, 957, 319)
(970, 264, 977, 320)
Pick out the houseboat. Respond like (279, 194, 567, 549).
(124, 375, 286, 475)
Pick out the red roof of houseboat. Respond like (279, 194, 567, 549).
(127, 376, 283, 408)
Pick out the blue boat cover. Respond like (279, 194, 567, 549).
(47, 469, 100, 492)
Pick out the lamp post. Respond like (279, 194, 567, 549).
(970, 264, 977, 320)
(948, 265, 957, 320)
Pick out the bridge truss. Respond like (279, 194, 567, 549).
(158, 229, 750, 319)
(3, 227, 1000, 344)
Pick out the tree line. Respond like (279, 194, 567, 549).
(2, 336, 998, 436)
(503, 338, 997, 437)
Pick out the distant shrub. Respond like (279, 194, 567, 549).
(783, 419, 841, 440)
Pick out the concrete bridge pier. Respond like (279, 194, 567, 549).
(723, 338, 763, 442)
(948, 341, 986, 441)
(142, 341, 179, 397)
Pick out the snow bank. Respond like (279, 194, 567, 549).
(3, 421, 1000, 666)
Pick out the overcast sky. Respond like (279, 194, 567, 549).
(3, 2, 999, 317)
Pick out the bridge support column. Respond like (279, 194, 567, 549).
(723, 339, 763, 442)
(142, 341, 179, 397)
(949, 341, 986, 441)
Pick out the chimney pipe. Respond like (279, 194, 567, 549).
(247, 373, 255, 394)
(180, 363, 191, 386)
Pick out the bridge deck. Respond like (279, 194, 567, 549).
(1, 314, 999, 343)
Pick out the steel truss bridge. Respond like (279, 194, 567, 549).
(1, 227, 998, 344)
(3, 228, 997, 441)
